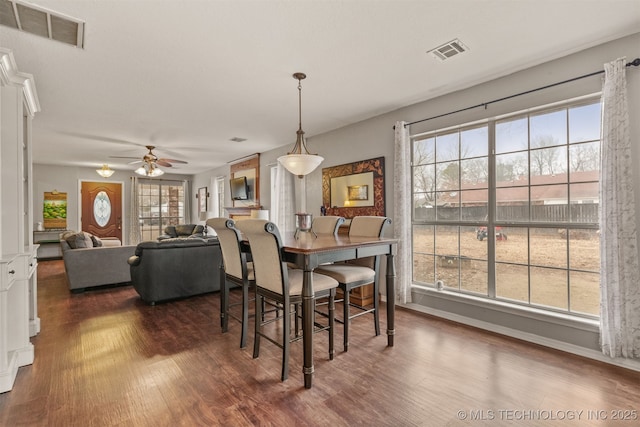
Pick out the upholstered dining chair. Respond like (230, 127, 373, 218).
(207, 217, 254, 349)
(315, 216, 392, 352)
(311, 216, 345, 236)
(238, 219, 339, 381)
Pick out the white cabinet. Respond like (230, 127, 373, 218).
(0, 48, 40, 392)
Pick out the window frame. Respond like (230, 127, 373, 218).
(410, 95, 601, 319)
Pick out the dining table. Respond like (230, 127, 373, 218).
(280, 231, 398, 389)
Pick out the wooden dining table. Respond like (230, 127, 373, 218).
(280, 231, 398, 389)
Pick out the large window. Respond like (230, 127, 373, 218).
(412, 97, 601, 317)
(138, 181, 185, 240)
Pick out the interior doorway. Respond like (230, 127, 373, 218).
(81, 181, 123, 241)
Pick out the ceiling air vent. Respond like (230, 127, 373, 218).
(0, 0, 85, 48)
(428, 39, 468, 61)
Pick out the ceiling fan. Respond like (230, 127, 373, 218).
(110, 145, 188, 177)
(111, 145, 188, 168)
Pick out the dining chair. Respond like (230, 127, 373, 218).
(207, 217, 254, 349)
(315, 216, 392, 352)
(238, 219, 339, 381)
(311, 215, 345, 236)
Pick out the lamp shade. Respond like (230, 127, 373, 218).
(278, 154, 324, 177)
(135, 164, 164, 177)
(96, 164, 115, 178)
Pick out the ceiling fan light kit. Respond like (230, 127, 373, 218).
(278, 72, 324, 178)
(135, 162, 165, 177)
(96, 164, 115, 178)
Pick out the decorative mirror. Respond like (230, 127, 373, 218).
(322, 157, 385, 219)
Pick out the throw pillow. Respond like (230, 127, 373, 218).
(91, 235, 103, 247)
(65, 232, 92, 249)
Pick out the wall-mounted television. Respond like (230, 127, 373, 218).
(230, 176, 249, 200)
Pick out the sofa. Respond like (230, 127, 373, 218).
(128, 237, 222, 305)
(60, 231, 137, 292)
(157, 224, 205, 241)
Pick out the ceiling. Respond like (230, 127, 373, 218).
(1, 0, 639, 175)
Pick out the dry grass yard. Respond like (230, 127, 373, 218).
(413, 227, 600, 315)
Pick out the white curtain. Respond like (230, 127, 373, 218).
(272, 163, 295, 233)
(128, 176, 142, 245)
(183, 180, 192, 223)
(394, 121, 412, 304)
(599, 57, 640, 359)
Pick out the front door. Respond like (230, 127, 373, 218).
(81, 181, 123, 241)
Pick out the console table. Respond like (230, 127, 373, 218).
(33, 230, 67, 260)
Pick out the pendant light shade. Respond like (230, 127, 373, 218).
(277, 72, 323, 178)
(96, 164, 115, 178)
(135, 163, 164, 177)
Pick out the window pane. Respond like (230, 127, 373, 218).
(496, 152, 528, 186)
(414, 137, 435, 165)
(436, 132, 459, 162)
(569, 183, 598, 223)
(496, 263, 528, 303)
(530, 267, 568, 310)
(495, 227, 527, 264)
(414, 193, 435, 220)
(460, 190, 487, 221)
(436, 161, 459, 191)
(569, 102, 601, 143)
(435, 226, 459, 289)
(568, 230, 600, 271)
(530, 227, 566, 268)
(461, 157, 488, 187)
(531, 184, 568, 222)
(413, 254, 436, 285)
(569, 271, 599, 316)
(496, 188, 529, 222)
(530, 109, 567, 147)
(569, 141, 599, 179)
(496, 117, 527, 154)
(460, 126, 488, 158)
(530, 146, 567, 180)
(436, 194, 459, 221)
(414, 164, 435, 192)
(461, 259, 488, 295)
(462, 225, 487, 260)
(412, 224, 434, 254)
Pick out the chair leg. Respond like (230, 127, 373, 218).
(240, 282, 249, 348)
(221, 278, 229, 332)
(328, 289, 335, 360)
(281, 302, 291, 381)
(343, 286, 350, 352)
(373, 280, 380, 337)
(253, 293, 262, 359)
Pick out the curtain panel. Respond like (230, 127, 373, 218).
(599, 57, 640, 359)
(394, 121, 412, 304)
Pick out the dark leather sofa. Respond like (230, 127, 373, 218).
(128, 237, 222, 305)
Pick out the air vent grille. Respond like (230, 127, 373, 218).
(428, 39, 468, 61)
(0, 0, 84, 48)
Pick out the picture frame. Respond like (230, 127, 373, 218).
(197, 187, 208, 213)
(347, 185, 368, 201)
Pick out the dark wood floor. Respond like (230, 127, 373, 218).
(1, 261, 639, 426)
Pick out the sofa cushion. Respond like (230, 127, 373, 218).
(91, 235, 103, 247)
(65, 232, 93, 249)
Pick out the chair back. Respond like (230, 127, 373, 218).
(237, 219, 288, 295)
(312, 216, 345, 236)
(347, 216, 392, 268)
(207, 218, 245, 280)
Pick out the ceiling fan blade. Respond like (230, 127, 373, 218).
(158, 158, 188, 164)
(156, 160, 173, 167)
(127, 160, 143, 165)
(109, 155, 141, 159)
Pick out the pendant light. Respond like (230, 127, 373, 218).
(135, 162, 164, 177)
(277, 72, 324, 178)
(96, 164, 115, 178)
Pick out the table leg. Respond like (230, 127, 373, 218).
(302, 267, 314, 388)
(386, 251, 396, 346)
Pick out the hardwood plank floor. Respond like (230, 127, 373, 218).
(1, 260, 639, 426)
